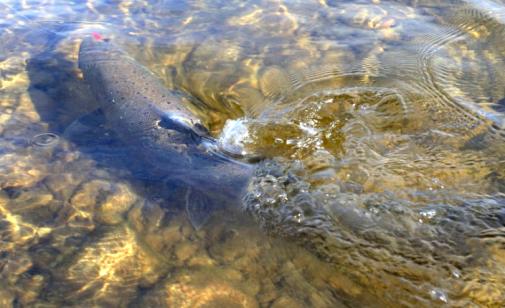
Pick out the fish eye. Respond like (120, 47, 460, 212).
(194, 123, 210, 136)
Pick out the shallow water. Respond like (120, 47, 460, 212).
(1, 0, 505, 307)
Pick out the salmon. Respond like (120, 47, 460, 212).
(78, 34, 252, 228)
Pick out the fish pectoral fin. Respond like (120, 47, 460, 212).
(63, 108, 115, 144)
(185, 187, 214, 230)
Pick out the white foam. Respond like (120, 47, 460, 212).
(217, 118, 251, 156)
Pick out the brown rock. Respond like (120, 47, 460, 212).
(174, 241, 199, 262)
(95, 183, 137, 225)
(271, 294, 304, 308)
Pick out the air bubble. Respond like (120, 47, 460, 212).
(293, 212, 304, 223)
(419, 209, 437, 222)
(430, 289, 448, 303)
(32, 133, 59, 147)
(452, 269, 461, 278)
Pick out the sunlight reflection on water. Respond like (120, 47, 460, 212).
(0, 0, 504, 306)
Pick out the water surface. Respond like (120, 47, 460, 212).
(1, 0, 504, 307)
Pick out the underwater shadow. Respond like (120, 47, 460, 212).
(25, 29, 191, 216)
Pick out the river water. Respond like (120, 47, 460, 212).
(1, 0, 504, 307)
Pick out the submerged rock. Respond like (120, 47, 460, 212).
(138, 269, 259, 308)
(95, 182, 138, 225)
(0, 288, 14, 308)
(0, 150, 49, 189)
(243, 159, 505, 306)
(51, 226, 164, 306)
(174, 241, 200, 262)
(271, 294, 305, 308)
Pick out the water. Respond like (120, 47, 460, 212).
(1, 0, 504, 306)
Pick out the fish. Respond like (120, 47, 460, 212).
(77, 33, 253, 229)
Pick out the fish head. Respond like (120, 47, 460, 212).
(153, 107, 254, 192)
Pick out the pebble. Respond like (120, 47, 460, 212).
(221, 268, 244, 282)
(128, 201, 166, 234)
(242, 278, 262, 298)
(140, 270, 259, 308)
(5, 186, 58, 225)
(0, 152, 48, 189)
(1, 255, 33, 284)
(271, 294, 305, 308)
(137, 212, 194, 257)
(17, 274, 45, 305)
(161, 224, 185, 244)
(187, 249, 216, 267)
(258, 280, 278, 306)
(55, 226, 163, 306)
(208, 225, 262, 264)
(43, 173, 81, 200)
(0, 288, 14, 308)
(174, 241, 199, 262)
(95, 183, 137, 225)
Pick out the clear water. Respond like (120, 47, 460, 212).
(1, 0, 504, 306)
